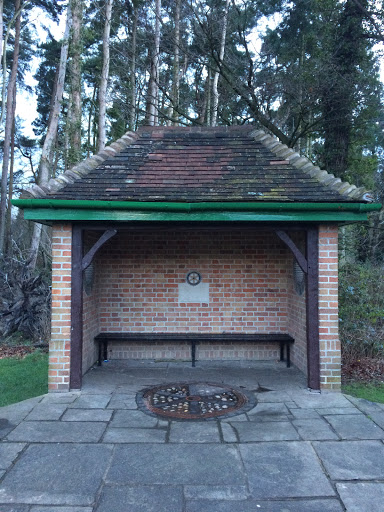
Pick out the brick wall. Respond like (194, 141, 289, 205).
(286, 232, 307, 375)
(318, 225, 340, 390)
(50, 224, 72, 391)
(89, 230, 291, 363)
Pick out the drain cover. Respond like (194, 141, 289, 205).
(136, 382, 256, 420)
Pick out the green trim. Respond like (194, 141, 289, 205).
(20, 209, 373, 223)
(12, 198, 382, 213)
(12, 199, 381, 223)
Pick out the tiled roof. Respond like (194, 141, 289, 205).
(23, 126, 373, 203)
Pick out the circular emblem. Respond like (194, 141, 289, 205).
(136, 382, 257, 421)
(186, 271, 201, 286)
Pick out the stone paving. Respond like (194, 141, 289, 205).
(1, 360, 384, 511)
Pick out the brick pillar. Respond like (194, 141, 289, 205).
(49, 224, 72, 391)
(318, 225, 340, 390)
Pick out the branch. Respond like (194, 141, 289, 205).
(351, 0, 384, 43)
(0, 0, 32, 126)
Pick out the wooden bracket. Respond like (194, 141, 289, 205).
(275, 229, 308, 273)
(82, 229, 117, 271)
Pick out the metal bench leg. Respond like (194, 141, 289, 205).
(280, 341, 285, 362)
(98, 342, 102, 366)
(191, 341, 196, 367)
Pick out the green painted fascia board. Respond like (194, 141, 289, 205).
(21, 208, 372, 223)
(12, 198, 382, 213)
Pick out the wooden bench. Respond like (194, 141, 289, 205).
(94, 332, 295, 368)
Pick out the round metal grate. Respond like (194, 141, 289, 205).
(136, 382, 257, 420)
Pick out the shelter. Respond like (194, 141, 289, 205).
(14, 126, 381, 392)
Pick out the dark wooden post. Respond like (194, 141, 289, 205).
(306, 226, 320, 391)
(70, 224, 83, 389)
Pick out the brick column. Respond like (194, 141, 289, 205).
(50, 224, 72, 391)
(318, 225, 340, 390)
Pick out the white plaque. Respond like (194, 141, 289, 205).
(178, 283, 209, 303)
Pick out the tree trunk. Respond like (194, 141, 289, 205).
(0, 0, 21, 257)
(97, 0, 114, 152)
(4, 93, 16, 257)
(0, 0, 3, 67)
(148, 0, 161, 126)
(68, 0, 83, 167)
(171, 0, 180, 124)
(129, 2, 138, 130)
(27, 4, 72, 270)
(211, 0, 229, 127)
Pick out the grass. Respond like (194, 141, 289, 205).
(342, 382, 384, 404)
(0, 351, 48, 407)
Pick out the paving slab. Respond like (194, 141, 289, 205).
(61, 409, 113, 422)
(345, 395, 384, 414)
(184, 485, 248, 500)
(102, 427, 167, 443)
(221, 413, 248, 422)
(68, 395, 111, 409)
(40, 393, 80, 404)
(324, 414, 384, 439)
(221, 422, 238, 442)
(31, 508, 93, 512)
(239, 442, 335, 498)
(109, 410, 158, 428)
(292, 418, 339, 440)
(313, 440, 384, 480)
(288, 408, 320, 419)
(6, 421, 107, 443)
(234, 421, 300, 442)
(289, 393, 352, 409)
(369, 411, 384, 429)
(95, 485, 183, 512)
(185, 498, 343, 512)
(169, 421, 220, 443)
(316, 407, 363, 416)
(0, 419, 16, 440)
(0, 397, 43, 424)
(247, 402, 291, 422)
(106, 444, 245, 485)
(336, 482, 384, 512)
(255, 391, 292, 402)
(0, 444, 113, 505)
(106, 393, 137, 409)
(25, 404, 68, 421)
(0, 506, 30, 511)
(0, 443, 26, 470)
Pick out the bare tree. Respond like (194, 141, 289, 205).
(171, 0, 181, 124)
(0, 1, 3, 68)
(211, 0, 229, 126)
(129, 1, 138, 130)
(148, 0, 161, 125)
(28, 4, 72, 270)
(0, 0, 22, 256)
(97, 0, 114, 151)
(67, 0, 83, 166)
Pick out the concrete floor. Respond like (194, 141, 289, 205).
(1, 360, 384, 511)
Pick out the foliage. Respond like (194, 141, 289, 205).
(0, 350, 48, 407)
(339, 262, 384, 364)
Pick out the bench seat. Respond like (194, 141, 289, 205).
(94, 332, 295, 368)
